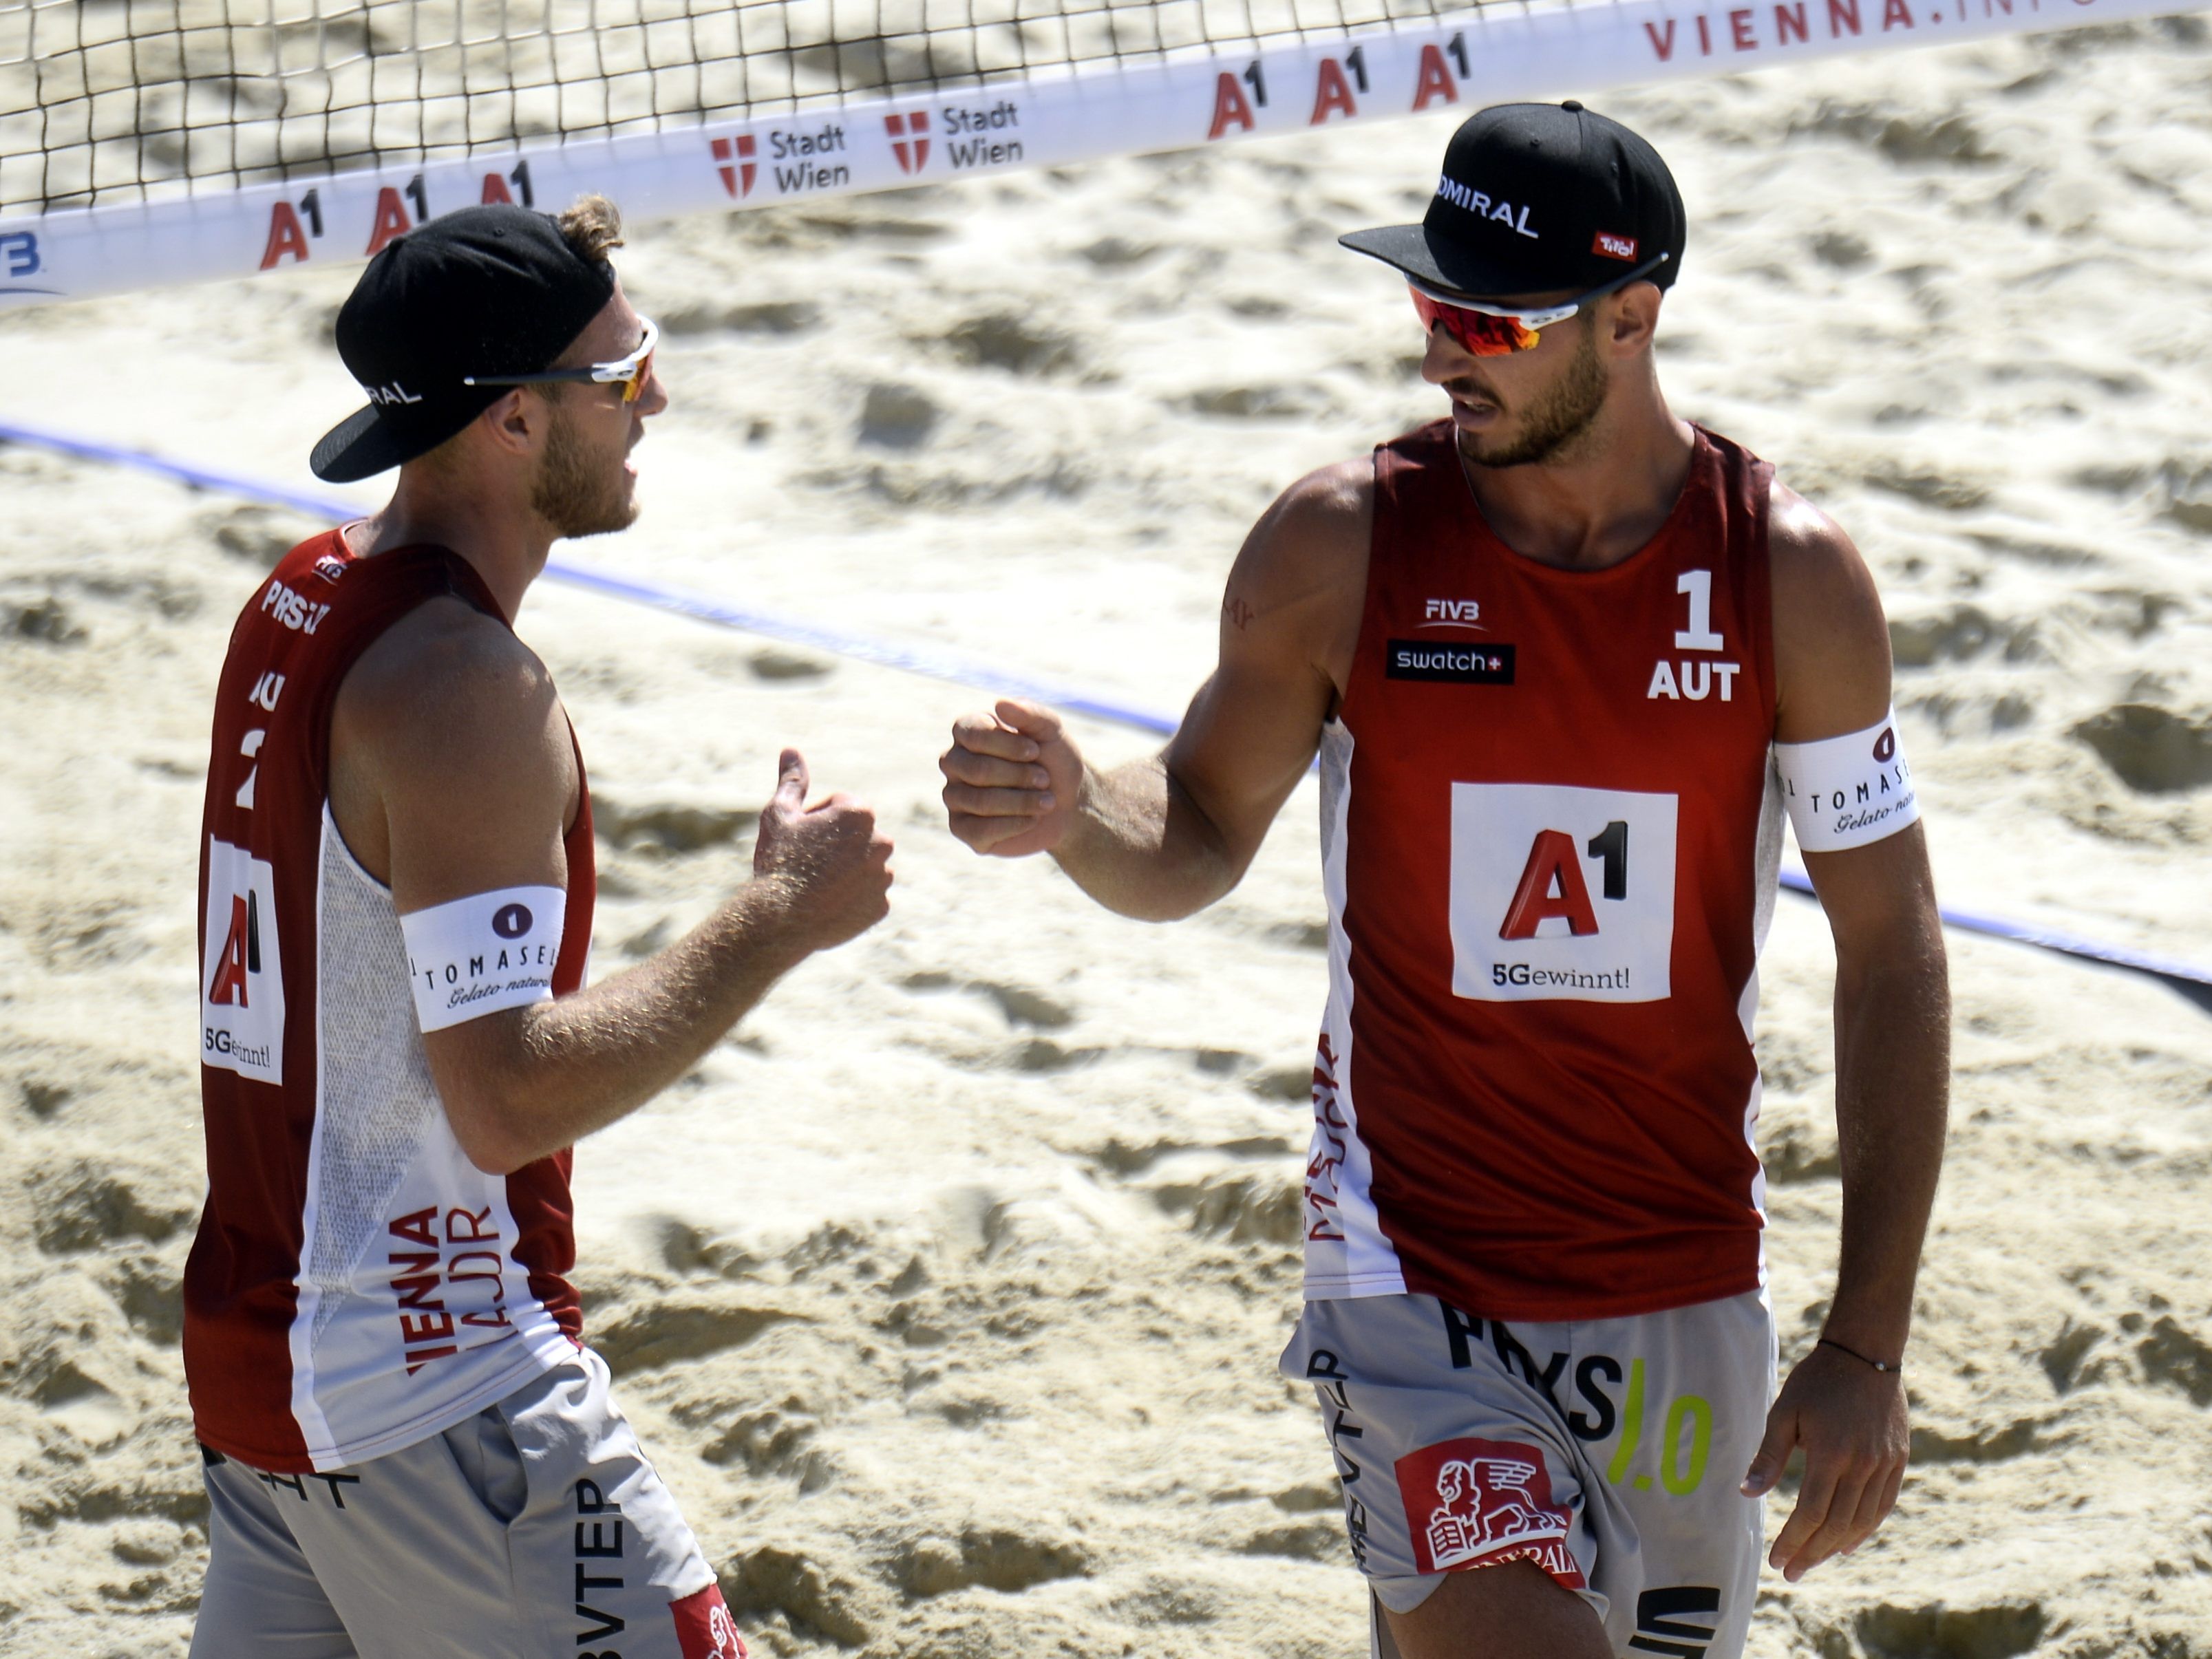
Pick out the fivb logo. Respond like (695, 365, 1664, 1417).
(712, 133, 758, 197)
(1, 231, 41, 280)
(885, 111, 931, 173)
(202, 837, 285, 1084)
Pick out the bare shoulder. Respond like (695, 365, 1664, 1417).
(339, 596, 559, 761)
(1766, 475, 1894, 738)
(330, 594, 575, 884)
(1768, 479, 1875, 607)
(1239, 456, 1373, 588)
(1221, 456, 1373, 679)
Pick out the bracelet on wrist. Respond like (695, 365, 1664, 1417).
(1817, 1336, 1902, 1376)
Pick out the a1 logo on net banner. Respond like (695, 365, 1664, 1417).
(1204, 34, 1475, 142)
(1447, 782, 1678, 1005)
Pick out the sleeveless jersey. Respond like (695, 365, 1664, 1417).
(1302, 421, 1784, 1322)
(186, 530, 593, 1474)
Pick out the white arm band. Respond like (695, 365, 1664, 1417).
(1773, 711, 1921, 853)
(400, 886, 567, 1034)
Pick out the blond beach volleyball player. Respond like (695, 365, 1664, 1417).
(939, 103, 1949, 1659)
(187, 199, 891, 1656)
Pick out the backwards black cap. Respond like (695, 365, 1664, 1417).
(1340, 100, 1685, 301)
(310, 205, 617, 484)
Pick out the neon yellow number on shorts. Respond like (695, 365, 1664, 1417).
(1660, 1393, 1713, 1495)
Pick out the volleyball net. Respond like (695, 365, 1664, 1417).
(0, 0, 2198, 305)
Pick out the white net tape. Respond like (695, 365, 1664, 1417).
(0, 0, 2191, 303)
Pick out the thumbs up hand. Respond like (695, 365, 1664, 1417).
(752, 747, 893, 950)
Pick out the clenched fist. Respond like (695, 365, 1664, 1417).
(939, 699, 1085, 857)
(753, 748, 893, 950)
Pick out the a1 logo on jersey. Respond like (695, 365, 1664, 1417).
(1447, 783, 1677, 1004)
(202, 836, 285, 1083)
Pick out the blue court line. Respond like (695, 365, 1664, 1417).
(0, 419, 1176, 734)
(4, 415, 2207, 1017)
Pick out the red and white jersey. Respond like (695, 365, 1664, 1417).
(1303, 421, 1783, 1323)
(186, 530, 591, 1475)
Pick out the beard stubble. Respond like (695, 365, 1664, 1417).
(1455, 315, 1610, 473)
(530, 400, 639, 539)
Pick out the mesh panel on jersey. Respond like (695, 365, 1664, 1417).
(308, 818, 442, 1353)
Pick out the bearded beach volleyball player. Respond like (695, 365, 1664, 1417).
(941, 104, 1950, 1659)
(187, 197, 891, 1655)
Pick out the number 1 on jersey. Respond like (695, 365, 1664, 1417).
(1674, 569, 1724, 652)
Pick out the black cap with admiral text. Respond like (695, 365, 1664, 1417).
(310, 205, 617, 484)
(1339, 101, 1685, 301)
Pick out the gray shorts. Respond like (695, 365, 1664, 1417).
(1279, 1289, 1775, 1659)
(192, 1347, 747, 1658)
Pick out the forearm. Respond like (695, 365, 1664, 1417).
(1825, 936, 1950, 1360)
(455, 878, 810, 1169)
(1050, 756, 1240, 922)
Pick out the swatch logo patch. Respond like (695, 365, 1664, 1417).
(1387, 640, 1515, 684)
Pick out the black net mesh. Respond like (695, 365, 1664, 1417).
(1, 0, 1458, 213)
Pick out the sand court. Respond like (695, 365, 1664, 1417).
(1, 18, 2210, 1656)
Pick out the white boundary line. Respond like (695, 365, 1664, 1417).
(0, 0, 2197, 306)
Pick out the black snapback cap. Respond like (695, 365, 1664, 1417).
(311, 205, 617, 484)
(1340, 100, 1685, 301)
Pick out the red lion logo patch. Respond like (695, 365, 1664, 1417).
(1396, 1437, 1586, 1587)
(670, 1583, 747, 1658)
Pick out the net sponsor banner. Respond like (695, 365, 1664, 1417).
(0, 0, 2189, 306)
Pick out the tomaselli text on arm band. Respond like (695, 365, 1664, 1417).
(1773, 711, 1919, 853)
(399, 886, 567, 1034)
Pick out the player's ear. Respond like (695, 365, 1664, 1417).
(1605, 282, 1663, 357)
(480, 388, 540, 458)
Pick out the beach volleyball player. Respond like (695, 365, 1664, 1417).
(187, 199, 890, 1655)
(940, 105, 1949, 1659)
